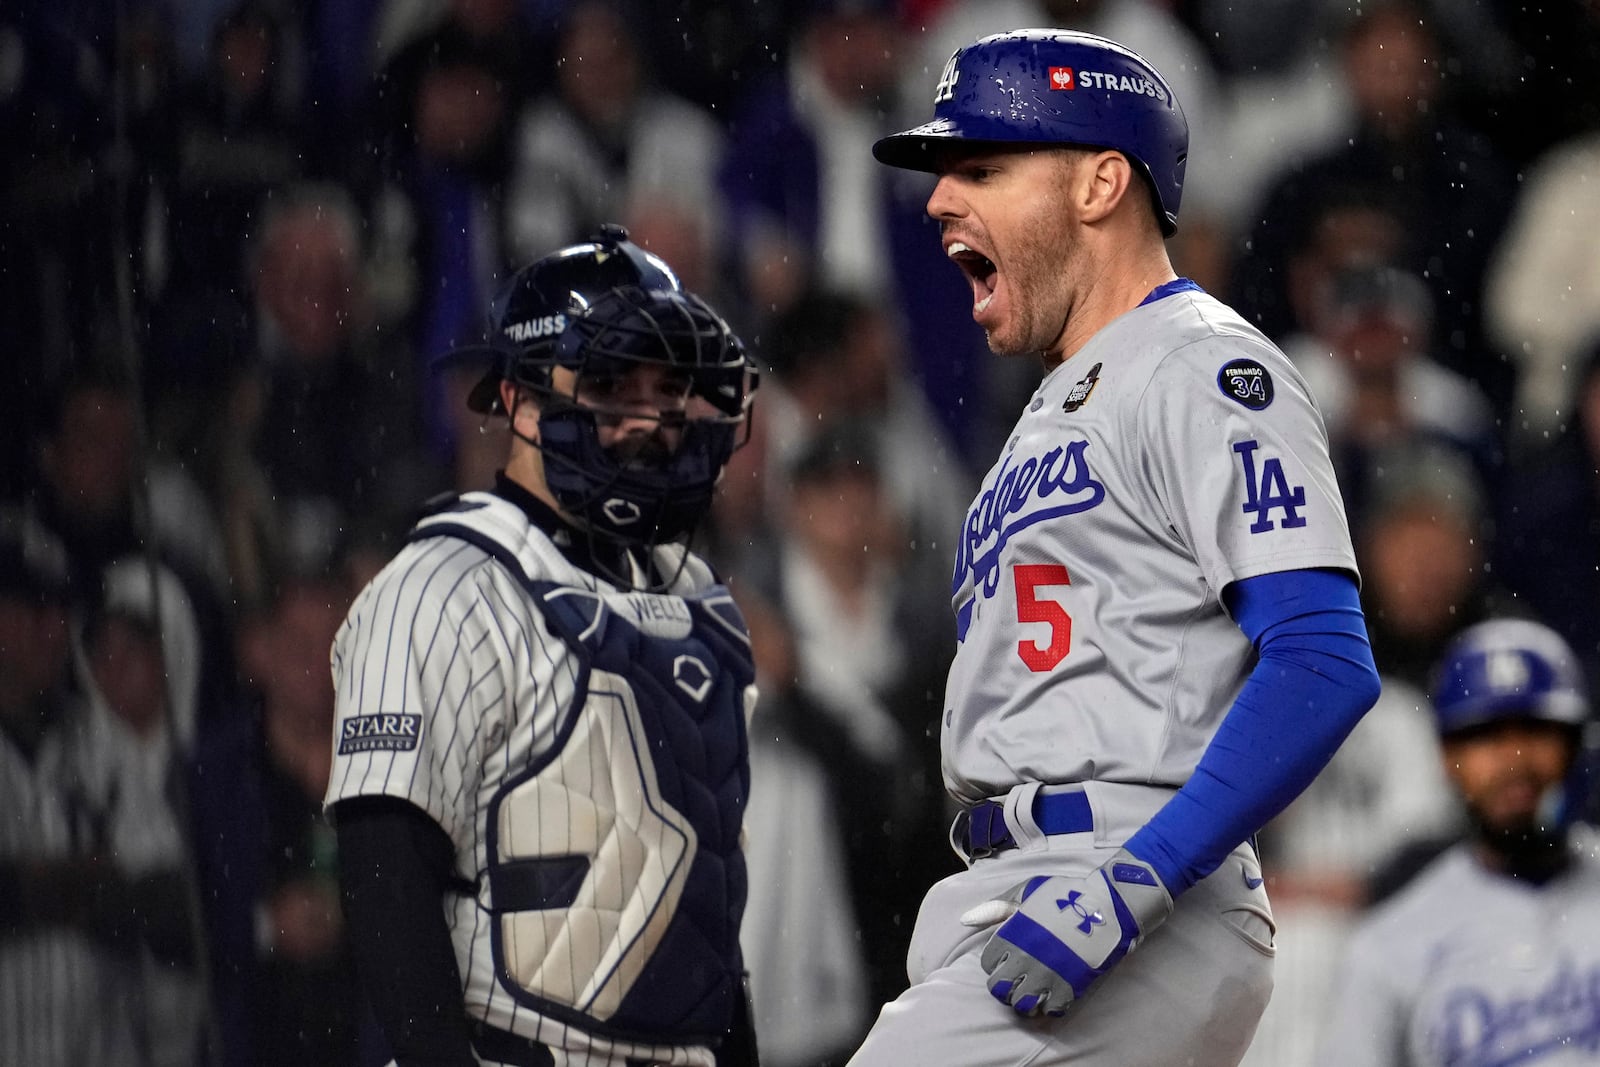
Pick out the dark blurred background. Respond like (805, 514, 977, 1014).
(2, 1, 1597, 1065)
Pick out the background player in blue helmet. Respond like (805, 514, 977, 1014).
(857, 29, 1382, 1066)
(1319, 618, 1600, 1066)
(325, 226, 762, 1067)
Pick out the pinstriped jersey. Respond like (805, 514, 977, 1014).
(325, 491, 755, 1066)
(942, 286, 1358, 805)
(2, 716, 140, 1067)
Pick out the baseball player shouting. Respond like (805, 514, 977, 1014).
(856, 30, 1382, 1066)
(1320, 618, 1600, 1067)
(325, 227, 761, 1067)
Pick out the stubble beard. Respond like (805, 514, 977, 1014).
(986, 187, 1077, 359)
(1469, 803, 1570, 881)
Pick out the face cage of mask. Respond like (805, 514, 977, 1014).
(506, 285, 756, 580)
(498, 367, 753, 591)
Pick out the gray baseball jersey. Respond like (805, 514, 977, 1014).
(848, 284, 1345, 1067)
(1319, 826, 1600, 1066)
(942, 287, 1357, 805)
(326, 492, 756, 1067)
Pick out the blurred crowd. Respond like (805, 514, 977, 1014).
(2, 0, 1598, 1064)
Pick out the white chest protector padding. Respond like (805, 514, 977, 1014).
(494, 668, 698, 1019)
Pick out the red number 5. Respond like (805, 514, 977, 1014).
(1014, 564, 1072, 671)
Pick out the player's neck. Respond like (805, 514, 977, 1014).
(494, 471, 573, 537)
(492, 472, 642, 585)
(1044, 246, 1176, 371)
(502, 448, 563, 516)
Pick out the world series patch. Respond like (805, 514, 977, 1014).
(1063, 362, 1103, 412)
(339, 712, 422, 753)
(1218, 358, 1274, 410)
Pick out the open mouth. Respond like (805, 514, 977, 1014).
(947, 241, 999, 316)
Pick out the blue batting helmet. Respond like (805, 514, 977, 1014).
(1429, 619, 1591, 737)
(873, 29, 1188, 236)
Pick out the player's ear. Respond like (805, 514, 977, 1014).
(498, 378, 521, 415)
(500, 380, 541, 439)
(1077, 149, 1134, 228)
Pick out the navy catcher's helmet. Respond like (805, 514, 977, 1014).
(1429, 619, 1591, 737)
(453, 226, 756, 548)
(873, 29, 1188, 236)
(463, 224, 682, 413)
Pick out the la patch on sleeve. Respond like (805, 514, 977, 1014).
(1218, 358, 1273, 410)
(339, 712, 423, 753)
(1233, 440, 1307, 533)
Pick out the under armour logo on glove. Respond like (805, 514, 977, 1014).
(1058, 890, 1104, 935)
(960, 848, 1173, 1017)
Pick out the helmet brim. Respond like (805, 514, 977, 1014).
(873, 121, 961, 171)
(1437, 691, 1590, 737)
(873, 117, 1047, 172)
(433, 342, 507, 413)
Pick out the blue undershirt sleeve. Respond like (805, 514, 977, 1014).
(1122, 568, 1381, 895)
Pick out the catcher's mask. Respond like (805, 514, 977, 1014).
(524, 284, 755, 548)
(445, 226, 758, 554)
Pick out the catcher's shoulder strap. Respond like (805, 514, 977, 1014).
(408, 491, 570, 588)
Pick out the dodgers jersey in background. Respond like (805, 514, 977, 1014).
(1319, 827, 1600, 1066)
(943, 283, 1358, 805)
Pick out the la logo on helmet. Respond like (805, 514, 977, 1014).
(1484, 649, 1531, 692)
(934, 51, 960, 103)
(1050, 67, 1076, 90)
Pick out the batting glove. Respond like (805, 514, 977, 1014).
(960, 848, 1173, 1017)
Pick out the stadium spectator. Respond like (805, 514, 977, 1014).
(738, 590, 876, 1067)
(163, 2, 307, 302)
(1354, 447, 1508, 691)
(737, 419, 959, 1009)
(0, 517, 165, 1067)
(215, 183, 440, 606)
(1233, 0, 1518, 420)
(1491, 344, 1600, 691)
(188, 569, 378, 1066)
(1483, 129, 1600, 443)
(1285, 263, 1500, 530)
(505, 0, 725, 272)
(72, 559, 211, 1067)
(365, 0, 536, 459)
(741, 289, 972, 591)
(717, 0, 993, 456)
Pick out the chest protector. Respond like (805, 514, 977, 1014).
(421, 517, 754, 1047)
